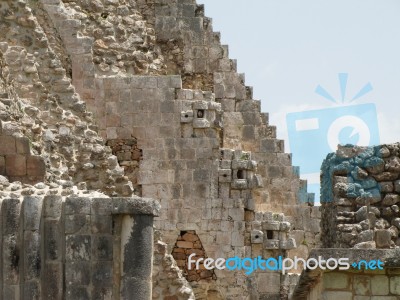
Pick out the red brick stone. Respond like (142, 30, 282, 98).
(26, 155, 46, 177)
(172, 253, 186, 260)
(182, 232, 199, 242)
(6, 154, 26, 176)
(176, 241, 193, 248)
(0, 136, 16, 155)
(172, 247, 185, 253)
(186, 249, 204, 256)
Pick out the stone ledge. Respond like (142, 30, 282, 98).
(111, 197, 161, 216)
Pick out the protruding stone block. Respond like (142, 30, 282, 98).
(251, 230, 263, 244)
(280, 238, 296, 250)
(181, 110, 193, 123)
(193, 119, 210, 128)
(262, 221, 280, 231)
(231, 179, 247, 190)
(375, 229, 391, 248)
(264, 239, 279, 249)
(218, 169, 231, 183)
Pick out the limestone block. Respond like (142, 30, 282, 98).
(280, 221, 291, 232)
(193, 101, 208, 110)
(23, 196, 42, 230)
(219, 160, 231, 169)
(65, 215, 90, 235)
(395, 180, 400, 193)
(390, 276, 400, 295)
(65, 197, 91, 215)
(0, 156, 4, 174)
(26, 155, 46, 177)
(263, 239, 279, 249)
(322, 291, 352, 300)
(260, 139, 284, 153)
(371, 275, 389, 295)
(231, 179, 247, 190)
(16, 136, 30, 154)
(181, 110, 193, 123)
(248, 160, 257, 170)
(43, 195, 63, 218)
(383, 194, 400, 206)
(249, 174, 263, 189)
(280, 238, 296, 250)
(380, 181, 394, 193)
(208, 101, 221, 110)
(354, 275, 371, 296)
(0, 135, 16, 155)
(262, 221, 280, 231)
(221, 149, 234, 160)
(257, 273, 280, 293)
(6, 154, 26, 176)
(251, 230, 263, 244)
(92, 261, 113, 291)
(323, 272, 349, 289)
(193, 119, 210, 128)
(92, 236, 113, 260)
(231, 160, 248, 170)
(65, 261, 90, 285)
(65, 235, 91, 261)
(356, 230, 374, 244)
(231, 231, 244, 246)
(218, 169, 231, 183)
(375, 229, 391, 248)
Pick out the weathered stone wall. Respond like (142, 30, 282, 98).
(0, 0, 134, 197)
(45, 0, 321, 297)
(321, 144, 400, 249)
(0, 0, 325, 299)
(0, 195, 159, 300)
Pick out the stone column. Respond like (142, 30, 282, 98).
(120, 214, 154, 300)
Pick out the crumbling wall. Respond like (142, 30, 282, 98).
(0, 0, 134, 197)
(153, 239, 195, 300)
(321, 144, 400, 249)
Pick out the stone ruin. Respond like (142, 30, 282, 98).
(0, 0, 399, 299)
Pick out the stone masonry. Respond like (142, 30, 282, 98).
(4, 0, 400, 299)
(0, 0, 320, 299)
